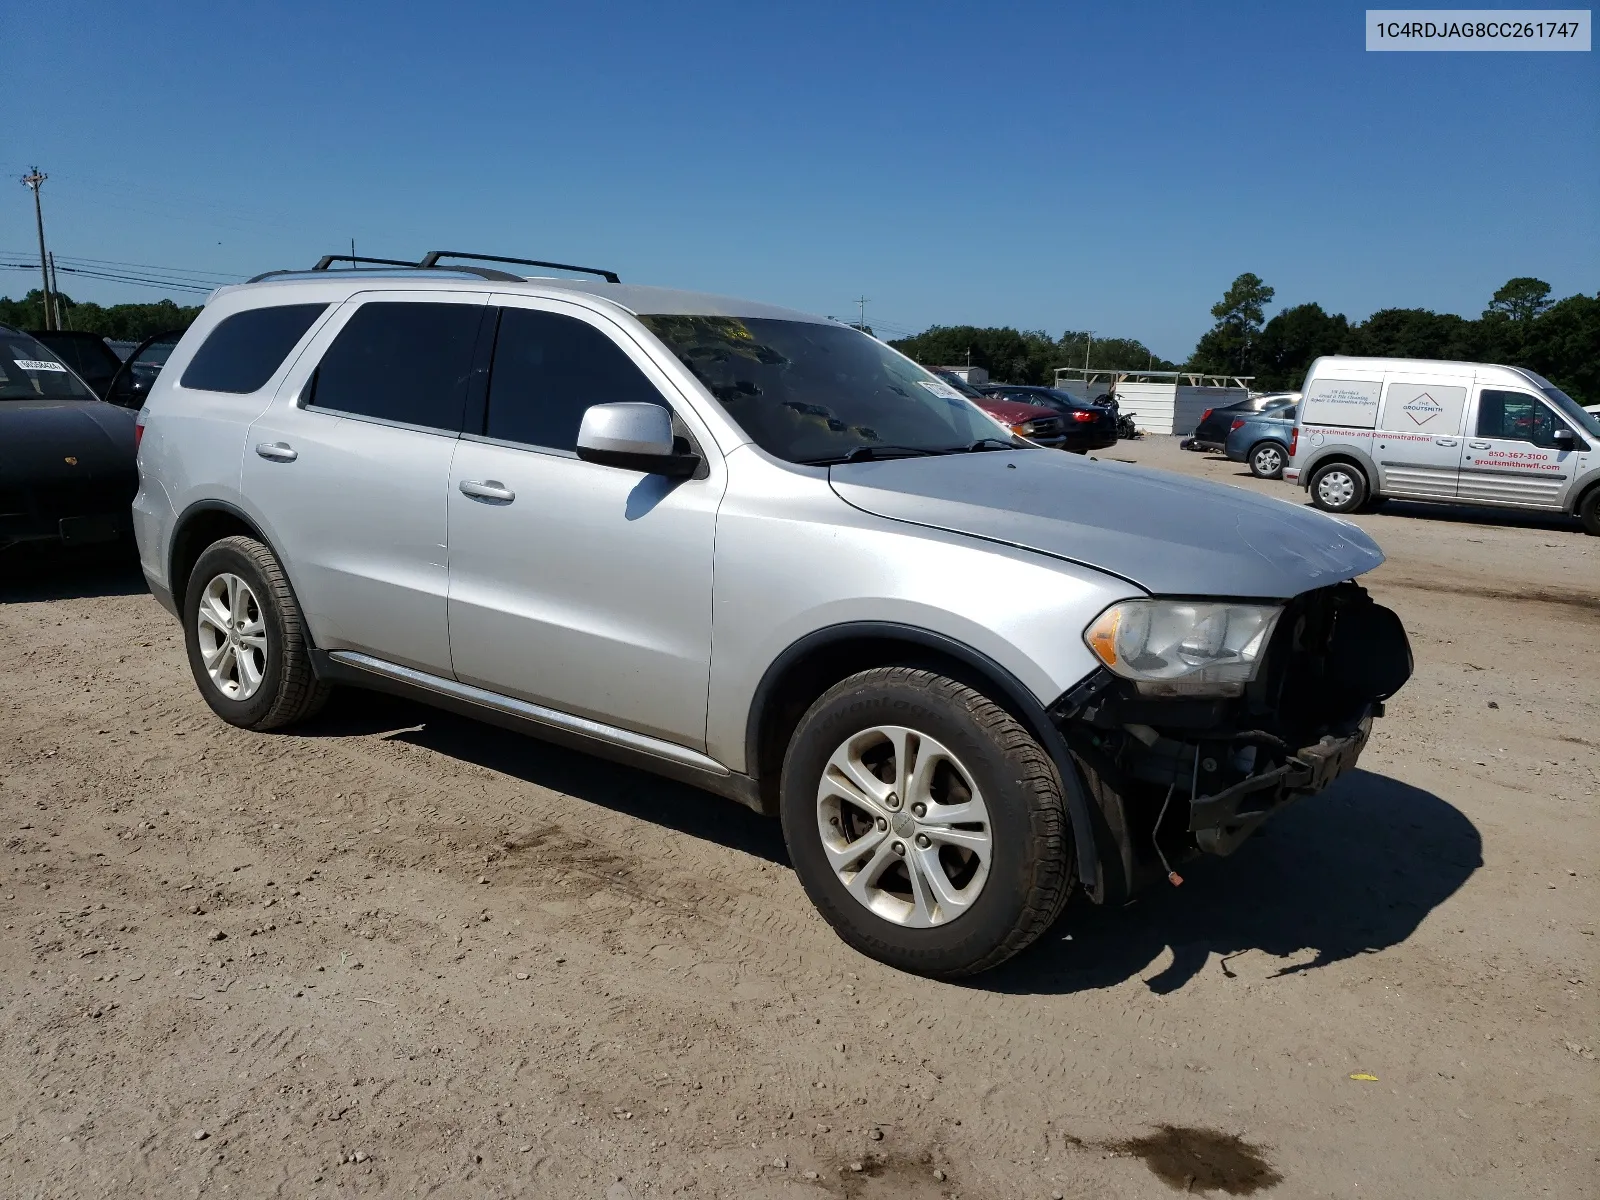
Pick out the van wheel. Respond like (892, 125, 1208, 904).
(1248, 442, 1286, 479)
(1309, 462, 1368, 514)
(779, 667, 1073, 978)
(1580, 487, 1600, 536)
(183, 536, 330, 730)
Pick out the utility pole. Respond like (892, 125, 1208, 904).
(1084, 331, 1095, 372)
(856, 296, 869, 332)
(21, 167, 53, 330)
(49, 253, 64, 328)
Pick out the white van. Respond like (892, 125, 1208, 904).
(1284, 356, 1600, 535)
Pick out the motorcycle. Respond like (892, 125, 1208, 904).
(1091, 392, 1141, 440)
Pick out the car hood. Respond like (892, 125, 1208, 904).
(829, 450, 1384, 598)
(0, 398, 137, 483)
(975, 397, 1057, 422)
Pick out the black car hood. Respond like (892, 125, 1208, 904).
(829, 450, 1385, 599)
(0, 398, 137, 484)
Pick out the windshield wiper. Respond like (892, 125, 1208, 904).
(962, 437, 1023, 452)
(801, 444, 951, 466)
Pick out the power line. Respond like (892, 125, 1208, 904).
(0, 261, 214, 294)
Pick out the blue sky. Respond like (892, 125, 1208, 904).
(4, 1, 1595, 358)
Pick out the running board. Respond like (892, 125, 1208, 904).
(326, 650, 730, 777)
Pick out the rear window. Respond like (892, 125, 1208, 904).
(0, 331, 97, 400)
(180, 304, 328, 394)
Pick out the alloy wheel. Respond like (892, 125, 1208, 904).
(1254, 445, 1284, 476)
(816, 725, 992, 927)
(195, 572, 268, 701)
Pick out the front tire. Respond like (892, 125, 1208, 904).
(779, 667, 1073, 977)
(1580, 487, 1600, 536)
(1248, 441, 1286, 479)
(183, 536, 329, 730)
(1309, 461, 1368, 514)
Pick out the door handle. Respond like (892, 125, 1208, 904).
(255, 442, 297, 462)
(1434, 438, 1457, 447)
(459, 479, 515, 503)
(1468, 440, 1490, 449)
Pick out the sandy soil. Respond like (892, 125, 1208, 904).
(2, 440, 1596, 1200)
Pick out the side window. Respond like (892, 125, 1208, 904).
(1379, 381, 1467, 434)
(308, 302, 482, 431)
(180, 303, 328, 394)
(484, 308, 665, 451)
(1476, 389, 1565, 447)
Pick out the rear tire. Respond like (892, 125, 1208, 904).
(779, 667, 1073, 977)
(1309, 462, 1368, 514)
(1248, 442, 1286, 479)
(1580, 486, 1600, 536)
(183, 536, 329, 730)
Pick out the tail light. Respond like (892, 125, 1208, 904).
(1288, 426, 1299, 456)
(1230, 418, 1246, 431)
(1200, 408, 1213, 422)
(134, 412, 147, 451)
(1071, 410, 1097, 423)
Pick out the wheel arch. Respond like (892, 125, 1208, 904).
(745, 621, 1102, 894)
(168, 500, 274, 612)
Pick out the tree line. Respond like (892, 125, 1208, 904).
(0, 290, 203, 342)
(4, 275, 1595, 405)
(889, 275, 1598, 405)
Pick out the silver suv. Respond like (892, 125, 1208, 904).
(133, 252, 1413, 977)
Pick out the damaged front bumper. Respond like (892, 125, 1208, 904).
(1186, 716, 1372, 855)
(1050, 582, 1411, 889)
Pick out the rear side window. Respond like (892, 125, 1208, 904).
(308, 302, 483, 431)
(484, 308, 664, 451)
(180, 304, 327, 393)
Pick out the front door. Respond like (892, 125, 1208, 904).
(242, 292, 487, 675)
(1371, 378, 1467, 499)
(1458, 388, 1582, 508)
(445, 299, 723, 750)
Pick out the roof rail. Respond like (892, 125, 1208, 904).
(419, 250, 620, 284)
(312, 254, 421, 271)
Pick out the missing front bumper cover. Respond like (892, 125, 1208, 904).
(1186, 718, 1372, 856)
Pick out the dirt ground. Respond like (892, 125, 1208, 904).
(2, 439, 1596, 1200)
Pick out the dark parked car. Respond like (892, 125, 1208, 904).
(1185, 391, 1299, 451)
(28, 330, 125, 400)
(1224, 404, 1298, 479)
(979, 385, 1118, 452)
(0, 325, 139, 552)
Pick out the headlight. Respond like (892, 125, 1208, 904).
(1084, 600, 1282, 697)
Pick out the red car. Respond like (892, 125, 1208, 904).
(927, 369, 1066, 447)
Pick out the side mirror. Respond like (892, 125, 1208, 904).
(575, 402, 699, 478)
(1551, 427, 1575, 449)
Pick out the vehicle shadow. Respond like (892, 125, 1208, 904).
(1370, 499, 1582, 534)
(982, 769, 1481, 996)
(300, 689, 789, 867)
(0, 545, 148, 603)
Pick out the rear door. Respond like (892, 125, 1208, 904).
(1370, 376, 1468, 499)
(1458, 386, 1585, 508)
(242, 291, 488, 675)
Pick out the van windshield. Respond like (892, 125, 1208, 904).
(1539, 385, 1600, 438)
(638, 316, 1014, 464)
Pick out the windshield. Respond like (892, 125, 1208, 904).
(1539, 385, 1600, 438)
(0, 330, 97, 401)
(639, 316, 1012, 463)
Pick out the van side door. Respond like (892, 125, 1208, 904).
(1370, 377, 1468, 500)
(1458, 386, 1587, 509)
